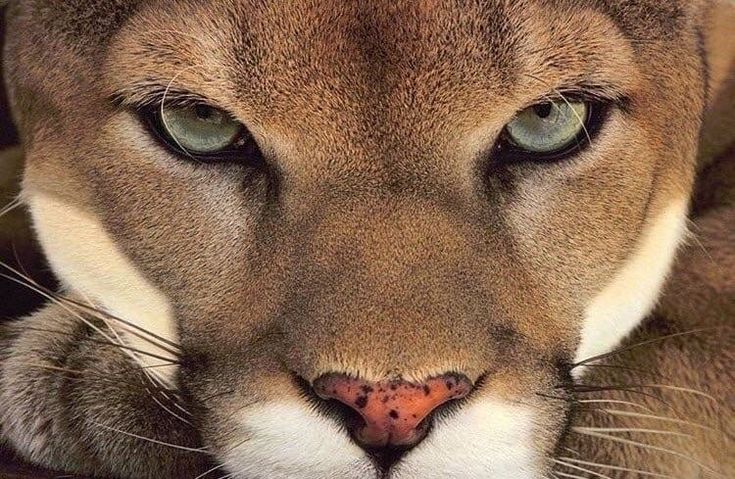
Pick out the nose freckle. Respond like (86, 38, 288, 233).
(312, 373, 473, 451)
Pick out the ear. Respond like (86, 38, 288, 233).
(698, 0, 735, 166)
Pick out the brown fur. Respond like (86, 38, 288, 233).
(0, 1, 731, 478)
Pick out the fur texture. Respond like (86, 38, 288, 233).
(0, 1, 732, 478)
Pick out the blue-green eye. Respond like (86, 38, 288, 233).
(160, 104, 243, 155)
(506, 101, 589, 155)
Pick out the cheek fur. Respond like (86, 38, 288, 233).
(27, 190, 180, 385)
(574, 199, 690, 370)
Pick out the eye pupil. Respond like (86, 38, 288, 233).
(194, 105, 220, 123)
(533, 103, 553, 119)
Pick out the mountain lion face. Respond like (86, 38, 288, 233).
(3, 1, 709, 477)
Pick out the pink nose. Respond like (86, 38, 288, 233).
(312, 373, 472, 449)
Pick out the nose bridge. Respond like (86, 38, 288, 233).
(309, 197, 470, 279)
(281, 197, 492, 380)
(300, 199, 474, 321)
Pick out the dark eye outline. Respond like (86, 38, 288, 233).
(493, 99, 613, 164)
(139, 102, 264, 165)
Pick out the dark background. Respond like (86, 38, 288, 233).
(1, 5, 19, 148)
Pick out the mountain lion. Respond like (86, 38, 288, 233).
(1, 0, 733, 478)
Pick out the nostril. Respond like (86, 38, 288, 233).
(311, 373, 473, 451)
(293, 374, 367, 433)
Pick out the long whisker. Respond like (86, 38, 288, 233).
(556, 457, 675, 478)
(90, 421, 209, 454)
(576, 362, 655, 376)
(633, 384, 720, 403)
(0, 266, 182, 392)
(564, 384, 674, 409)
(62, 295, 182, 352)
(553, 471, 591, 479)
(195, 463, 229, 479)
(15, 325, 180, 365)
(571, 428, 724, 477)
(0, 260, 181, 354)
(597, 409, 720, 433)
(150, 391, 193, 425)
(576, 399, 653, 412)
(574, 426, 693, 439)
(572, 328, 722, 368)
(18, 361, 174, 393)
(552, 458, 612, 479)
(561, 447, 582, 457)
(0, 271, 162, 368)
(0, 197, 22, 218)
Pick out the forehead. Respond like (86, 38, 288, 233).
(47, 0, 689, 51)
(101, 0, 646, 133)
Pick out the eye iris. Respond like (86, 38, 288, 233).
(506, 101, 589, 156)
(161, 104, 241, 155)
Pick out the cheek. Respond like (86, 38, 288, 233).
(26, 189, 180, 384)
(87, 151, 266, 306)
(575, 198, 689, 366)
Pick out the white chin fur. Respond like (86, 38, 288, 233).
(224, 399, 541, 479)
(392, 399, 541, 479)
(574, 200, 690, 373)
(27, 191, 179, 385)
(223, 401, 374, 479)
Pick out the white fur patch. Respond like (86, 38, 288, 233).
(223, 399, 540, 479)
(27, 192, 179, 384)
(574, 200, 689, 370)
(392, 399, 541, 479)
(223, 402, 374, 479)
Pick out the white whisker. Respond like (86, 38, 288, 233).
(0, 197, 22, 218)
(150, 390, 193, 425)
(599, 409, 719, 433)
(575, 426, 693, 439)
(90, 421, 208, 454)
(571, 428, 724, 477)
(160, 65, 203, 163)
(577, 399, 653, 412)
(554, 471, 592, 479)
(556, 457, 675, 478)
(194, 462, 229, 479)
(553, 458, 612, 479)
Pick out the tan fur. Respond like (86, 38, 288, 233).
(0, 1, 731, 478)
